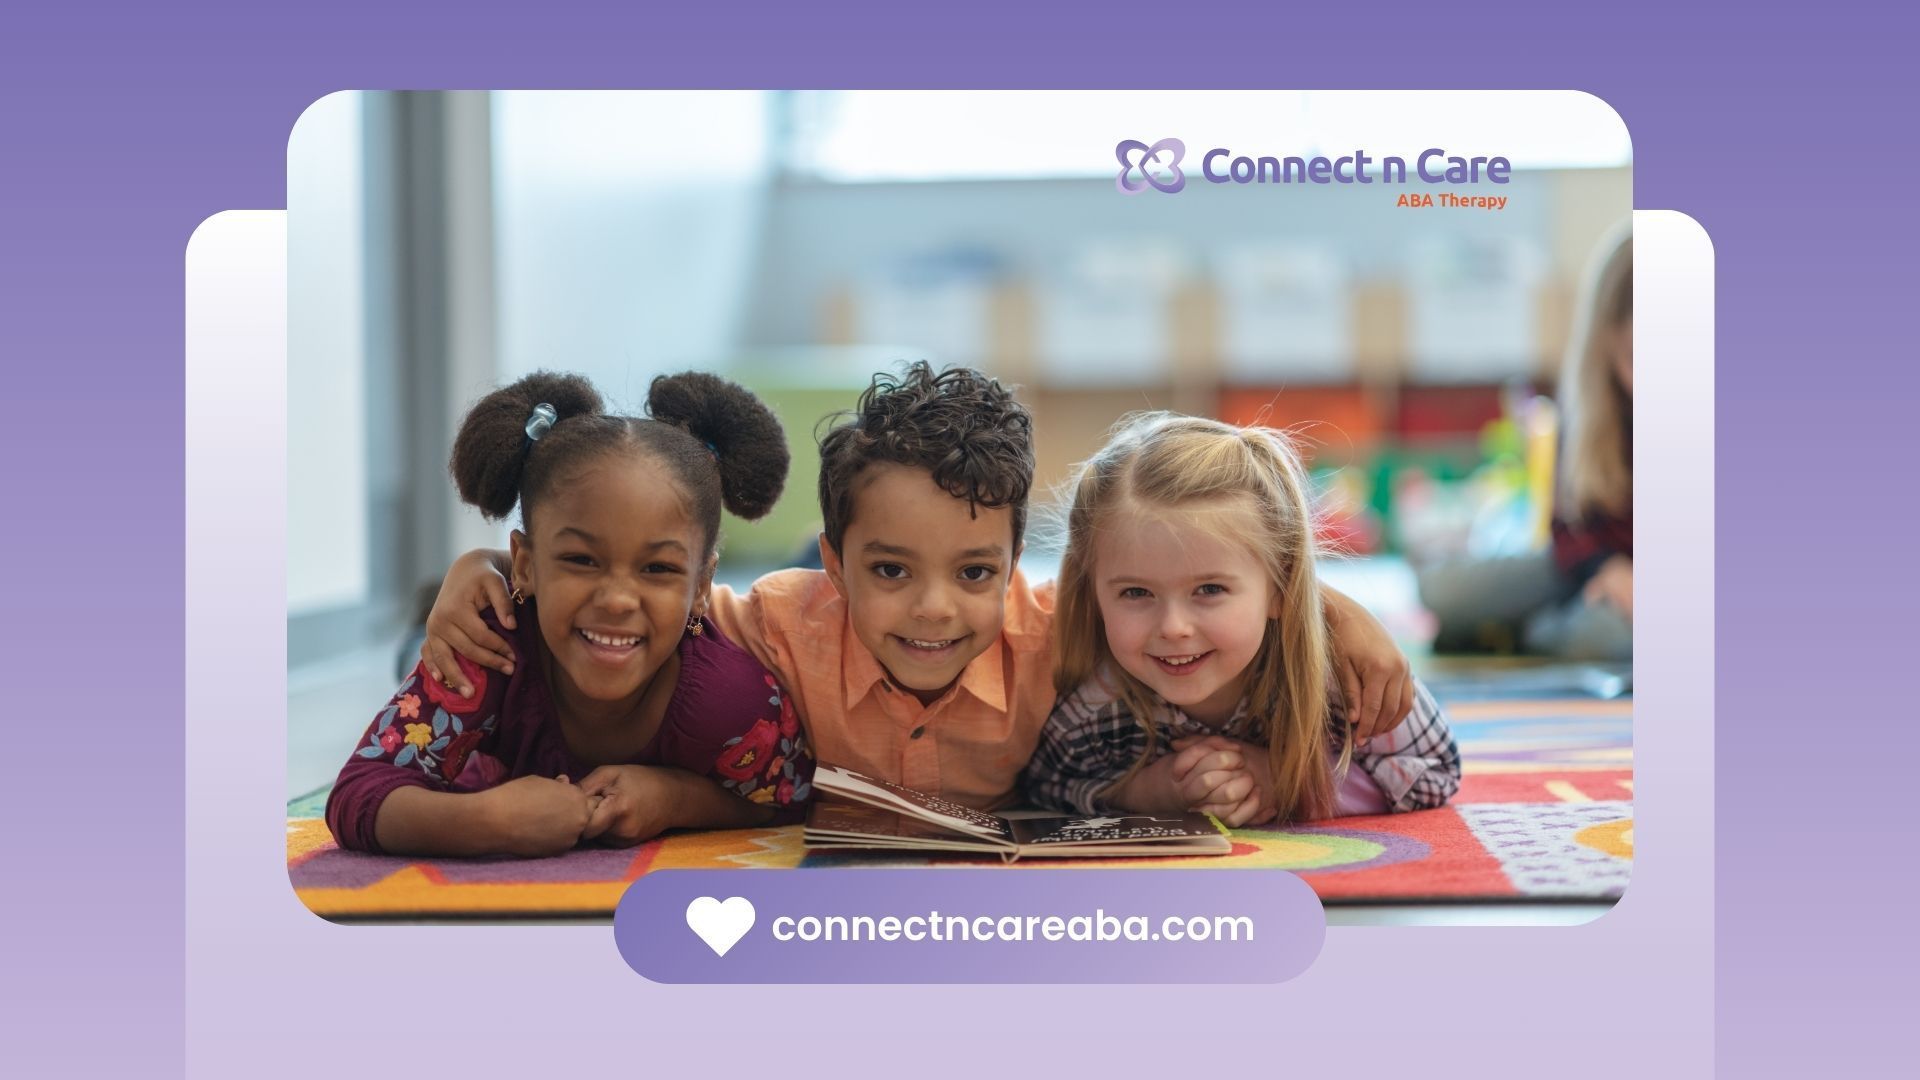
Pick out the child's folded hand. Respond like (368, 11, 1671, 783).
(1197, 784, 1278, 828)
(1113, 742, 1236, 816)
(421, 549, 519, 693)
(578, 765, 678, 848)
(478, 774, 595, 857)
(1166, 735, 1256, 814)
(1174, 735, 1279, 828)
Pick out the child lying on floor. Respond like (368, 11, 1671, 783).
(327, 370, 812, 858)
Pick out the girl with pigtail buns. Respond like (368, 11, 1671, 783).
(326, 370, 814, 858)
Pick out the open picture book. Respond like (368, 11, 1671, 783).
(804, 764, 1232, 862)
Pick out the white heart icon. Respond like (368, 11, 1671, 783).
(685, 895, 755, 957)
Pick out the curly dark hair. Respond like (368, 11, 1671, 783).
(817, 361, 1034, 554)
(449, 369, 789, 557)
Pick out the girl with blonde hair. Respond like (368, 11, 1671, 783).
(1023, 414, 1459, 825)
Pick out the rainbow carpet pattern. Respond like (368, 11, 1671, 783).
(288, 693, 1630, 918)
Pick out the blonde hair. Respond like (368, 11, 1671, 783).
(1559, 224, 1633, 519)
(1052, 413, 1342, 821)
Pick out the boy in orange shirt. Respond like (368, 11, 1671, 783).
(421, 363, 1413, 809)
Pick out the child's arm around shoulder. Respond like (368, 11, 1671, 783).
(702, 571, 802, 686)
(420, 547, 518, 695)
(421, 554, 808, 696)
(1321, 583, 1416, 742)
(1348, 677, 1462, 812)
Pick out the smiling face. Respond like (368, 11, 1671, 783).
(820, 462, 1018, 705)
(509, 454, 712, 716)
(1092, 499, 1279, 727)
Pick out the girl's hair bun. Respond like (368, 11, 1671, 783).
(449, 371, 603, 521)
(648, 371, 789, 521)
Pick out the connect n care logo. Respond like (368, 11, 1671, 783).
(1113, 139, 1515, 196)
(1115, 138, 1186, 195)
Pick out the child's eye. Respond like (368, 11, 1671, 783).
(561, 554, 597, 568)
(1119, 586, 1151, 600)
(871, 563, 908, 581)
(1196, 583, 1228, 596)
(958, 565, 997, 584)
(645, 563, 683, 575)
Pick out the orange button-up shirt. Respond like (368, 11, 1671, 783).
(707, 568, 1057, 809)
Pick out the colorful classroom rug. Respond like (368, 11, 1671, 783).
(288, 690, 1631, 918)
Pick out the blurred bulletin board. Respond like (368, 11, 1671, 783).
(1217, 246, 1353, 384)
(1036, 242, 1188, 386)
(852, 279, 992, 371)
(1407, 236, 1544, 382)
(847, 248, 1006, 371)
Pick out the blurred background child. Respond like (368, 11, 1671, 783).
(1416, 224, 1632, 661)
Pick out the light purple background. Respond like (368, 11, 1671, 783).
(3, 4, 1906, 1076)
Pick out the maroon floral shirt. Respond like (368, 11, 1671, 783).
(326, 605, 814, 853)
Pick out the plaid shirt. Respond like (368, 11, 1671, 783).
(1022, 667, 1460, 817)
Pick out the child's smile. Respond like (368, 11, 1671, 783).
(1149, 650, 1215, 675)
(574, 625, 648, 665)
(892, 633, 971, 659)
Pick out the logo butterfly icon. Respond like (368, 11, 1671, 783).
(1115, 138, 1186, 195)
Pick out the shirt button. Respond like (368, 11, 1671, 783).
(910, 725, 927, 740)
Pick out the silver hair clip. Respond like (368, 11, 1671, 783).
(524, 402, 557, 442)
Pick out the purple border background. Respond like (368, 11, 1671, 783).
(4, 4, 1908, 1076)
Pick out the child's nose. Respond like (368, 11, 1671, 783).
(911, 580, 959, 621)
(1158, 606, 1195, 638)
(596, 581, 642, 613)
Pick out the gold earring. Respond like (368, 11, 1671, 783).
(511, 586, 526, 605)
(685, 614, 704, 637)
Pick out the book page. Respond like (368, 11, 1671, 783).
(812, 764, 1013, 841)
(806, 800, 1003, 845)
